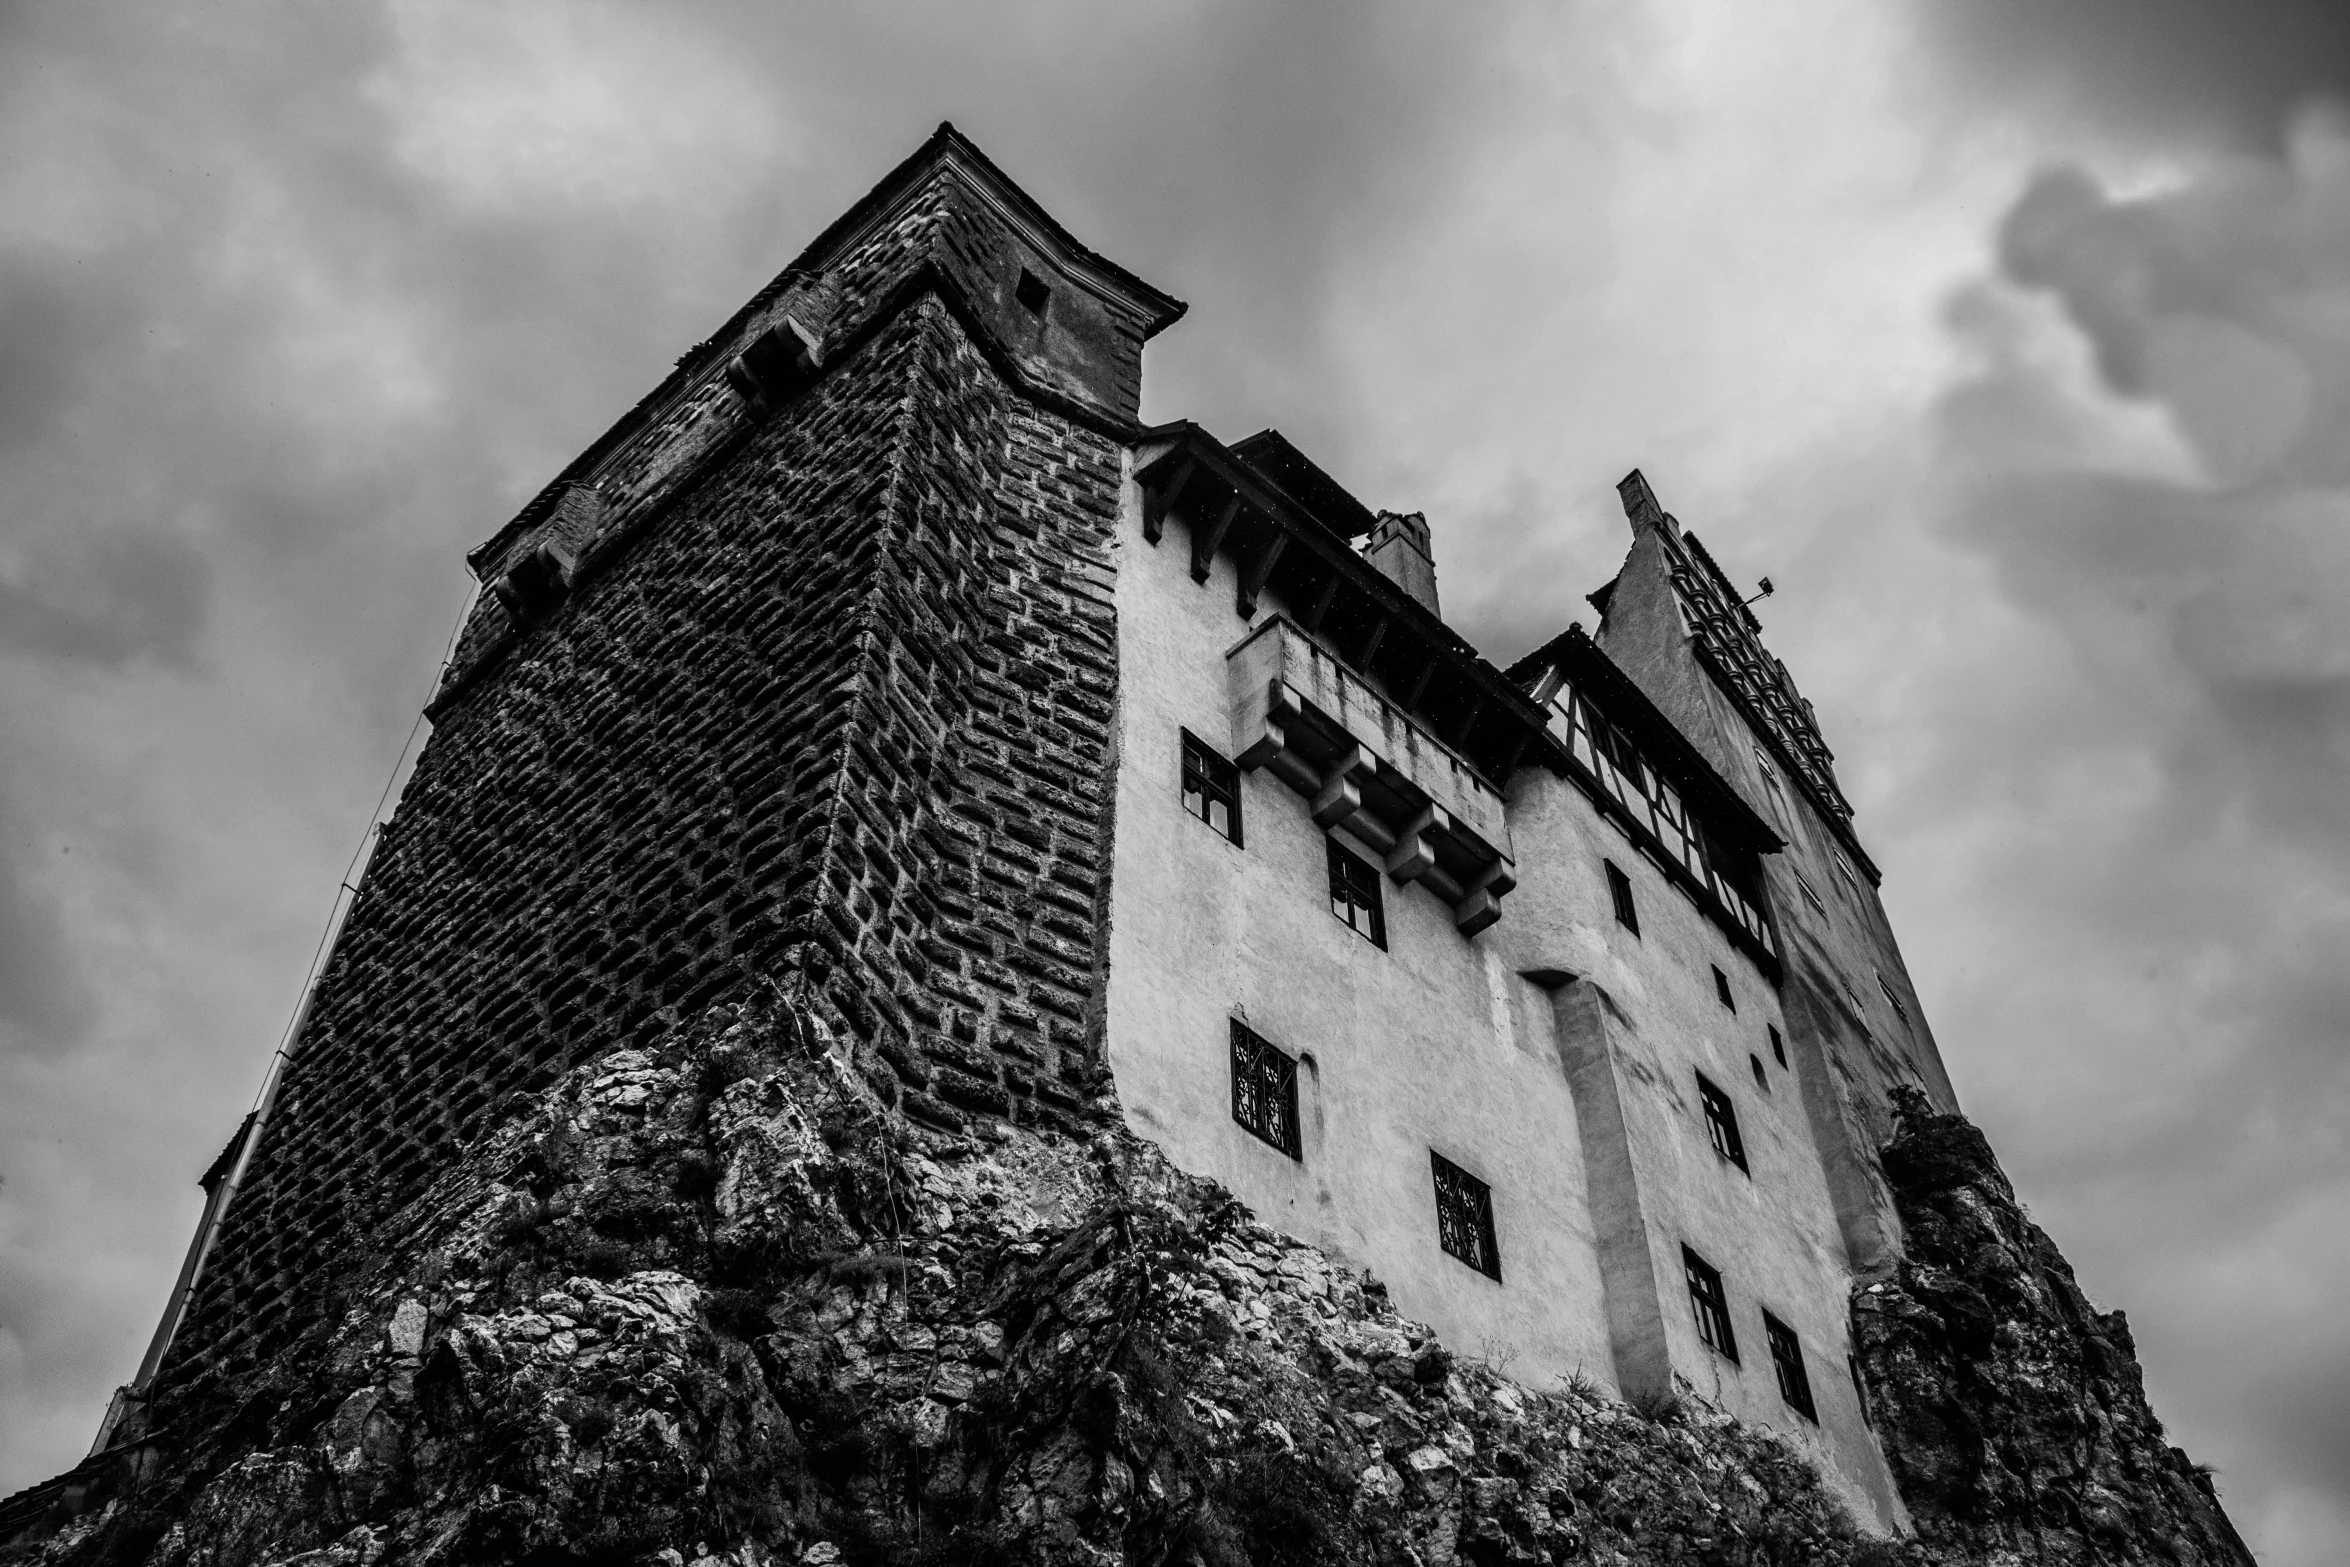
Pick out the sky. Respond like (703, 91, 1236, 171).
(0, 1, 2345, 1559)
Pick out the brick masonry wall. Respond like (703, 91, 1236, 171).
(158, 283, 1128, 1396)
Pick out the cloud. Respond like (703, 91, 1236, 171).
(1899, 112, 2350, 1546)
(0, 533, 211, 671)
(1913, 0, 2350, 147)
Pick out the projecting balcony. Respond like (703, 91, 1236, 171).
(1228, 617, 1517, 935)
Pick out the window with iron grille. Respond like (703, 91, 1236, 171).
(1684, 1246, 1738, 1361)
(1431, 1151, 1501, 1281)
(1876, 972, 1909, 1026)
(1181, 730, 1243, 845)
(1712, 964, 1736, 1012)
(1229, 1018, 1301, 1159)
(1605, 859, 1638, 935)
(1764, 1312, 1817, 1422)
(1769, 1024, 1787, 1068)
(1328, 838, 1386, 948)
(1697, 1073, 1748, 1173)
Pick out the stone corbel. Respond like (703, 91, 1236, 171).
(1310, 745, 1365, 830)
(1384, 803, 1452, 886)
(1451, 859, 1516, 938)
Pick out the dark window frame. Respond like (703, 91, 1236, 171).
(1793, 869, 1827, 916)
(1750, 1053, 1769, 1091)
(1876, 972, 1909, 1025)
(1180, 730, 1244, 846)
(1712, 964, 1736, 1012)
(1697, 1072, 1749, 1173)
(1328, 837, 1387, 949)
(1431, 1150, 1502, 1281)
(1764, 1311, 1818, 1422)
(1015, 268, 1052, 316)
(1684, 1245, 1738, 1362)
(1769, 1024, 1787, 1068)
(1605, 859, 1639, 935)
(1229, 1018, 1302, 1159)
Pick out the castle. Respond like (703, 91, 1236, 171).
(78, 125, 1977, 1537)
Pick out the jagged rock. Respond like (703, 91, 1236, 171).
(1854, 1086, 2256, 1566)
(1, 999, 2231, 1566)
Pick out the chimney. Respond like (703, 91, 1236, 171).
(1616, 469, 1680, 539)
(1363, 510, 1439, 616)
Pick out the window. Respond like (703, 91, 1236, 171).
(1849, 1355, 1873, 1427)
(1180, 730, 1243, 845)
(1793, 870, 1826, 916)
(1876, 972, 1909, 1026)
(1015, 268, 1052, 316)
(1605, 860, 1638, 935)
(1750, 1053, 1769, 1092)
(1769, 1024, 1787, 1069)
(1712, 965, 1736, 1013)
(1754, 747, 1789, 821)
(1832, 849, 1861, 895)
(1684, 1246, 1738, 1361)
(1697, 1073, 1748, 1173)
(1229, 1019, 1301, 1159)
(1553, 685, 1774, 953)
(1765, 1313, 1818, 1422)
(1328, 838, 1386, 948)
(1431, 1151, 1501, 1281)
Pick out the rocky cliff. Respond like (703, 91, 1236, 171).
(4, 996, 2251, 1566)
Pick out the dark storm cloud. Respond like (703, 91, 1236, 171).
(1923, 127, 2350, 1520)
(1916, 0, 2350, 144)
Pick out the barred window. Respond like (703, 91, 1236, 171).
(1431, 1151, 1501, 1281)
(1765, 1312, 1817, 1422)
(1697, 1073, 1748, 1173)
(1229, 1019, 1301, 1159)
(1769, 1024, 1787, 1068)
(1712, 964, 1736, 1013)
(1181, 730, 1243, 845)
(1605, 859, 1638, 935)
(1328, 838, 1386, 948)
(1684, 1246, 1738, 1362)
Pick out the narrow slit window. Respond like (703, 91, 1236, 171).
(1180, 730, 1243, 845)
(1849, 1355, 1873, 1427)
(1750, 1053, 1769, 1091)
(1684, 1246, 1738, 1362)
(1431, 1151, 1501, 1281)
(1328, 838, 1387, 948)
(1605, 859, 1638, 935)
(1793, 870, 1826, 916)
(1832, 849, 1861, 895)
(1754, 747, 1789, 821)
(1876, 972, 1909, 1025)
(1015, 268, 1052, 316)
(1765, 1312, 1817, 1422)
(1697, 1072, 1748, 1173)
(1712, 965, 1736, 1012)
(1769, 1024, 1787, 1069)
(1229, 1018, 1301, 1159)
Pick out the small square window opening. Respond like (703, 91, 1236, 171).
(1765, 1313, 1818, 1422)
(1431, 1151, 1501, 1281)
(1769, 1024, 1787, 1069)
(1229, 1018, 1301, 1159)
(1750, 1053, 1769, 1092)
(1684, 1246, 1738, 1362)
(1697, 1072, 1748, 1173)
(1712, 965, 1736, 1012)
(1015, 268, 1052, 316)
(1328, 838, 1387, 949)
(1180, 731, 1243, 845)
(1605, 860, 1639, 935)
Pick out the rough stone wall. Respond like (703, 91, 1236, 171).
(12, 994, 1906, 1567)
(159, 288, 1127, 1409)
(1854, 1088, 2256, 1565)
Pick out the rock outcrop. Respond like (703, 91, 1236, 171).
(14, 994, 1906, 1567)
(1853, 1087, 2255, 1565)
